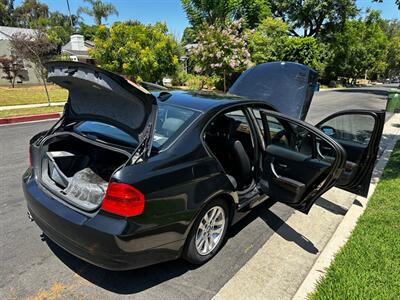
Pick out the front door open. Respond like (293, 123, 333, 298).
(316, 110, 385, 197)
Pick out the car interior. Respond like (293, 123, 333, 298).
(204, 110, 256, 191)
(204, 107, 338, 207)
(317, 113, 376, 187)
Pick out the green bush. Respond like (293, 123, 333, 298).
(185, 74, 218, 90)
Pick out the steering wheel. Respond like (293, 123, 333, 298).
(271, 130, 287, 144)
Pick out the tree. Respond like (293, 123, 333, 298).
(90, 22, 180, 83)
(0, 55, 24, 88)
(325, 10, 388, 83)
(45, 12, 79, 46)
(189, 20, 251, 91)
(281, 37, 327, 74)
(231, 0, 271, 28)
(78, 0, 118, 25)
(269, 0, 358, 37)
(0, 0, 15, 26)
(181, 0, 234, 27)
(386, 36, 400, 78)
(78, 23, 100, 41)
(12, 0, 49, 28)
(9, 30, 57, 104)
(247, 17, 289, 64)
(248, 17, 327, 73)
(181, 0, 270, 29)
(181, 27, 197, 45)
(383, 20, 400, 79)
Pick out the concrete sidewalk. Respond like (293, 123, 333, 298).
(214, 114, 400, 300)
(0, 102, 66, 111)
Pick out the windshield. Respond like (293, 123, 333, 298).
(75, 103, 200, 150)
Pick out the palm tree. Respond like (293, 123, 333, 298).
(78, 0, 118, 25)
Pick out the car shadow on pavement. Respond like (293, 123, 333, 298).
(258, 210, 319, 254)
(314, 197, 348, 216)
(45, 237, 195, 294)
(43, 200, 315, 294)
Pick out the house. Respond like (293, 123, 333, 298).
(61, 34, 94, 64)
(0, 26, 41, 86)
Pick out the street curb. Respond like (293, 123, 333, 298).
(293, 113, 400, 300)
(0, 113, 61, 125)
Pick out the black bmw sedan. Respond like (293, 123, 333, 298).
(23, 61, 385, 270)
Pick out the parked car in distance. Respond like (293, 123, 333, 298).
(23, 61, 385, 270)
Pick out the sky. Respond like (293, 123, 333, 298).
(14, 0, 400, 39)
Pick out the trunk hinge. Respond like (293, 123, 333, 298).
(35, 114, 66, 146)
(125, 105, 158, 166)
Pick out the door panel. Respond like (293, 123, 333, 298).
(252, 109, 347, 214)
(317, 110, 385, 197)
(264, 145, 331, 205)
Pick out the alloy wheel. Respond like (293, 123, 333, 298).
(195, 206, 226, 256)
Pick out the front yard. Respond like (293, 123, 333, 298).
(0, 106, 63, 118)
(0, 85, 67, 107)
(310, 141, 400, 299)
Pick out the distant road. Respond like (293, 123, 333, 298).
(307, 86, 390, 124)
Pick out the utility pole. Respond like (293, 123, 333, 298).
(66, 0, 74, 29)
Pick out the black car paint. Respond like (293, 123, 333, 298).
(23, 92, 276, 270)
(22, 85, 384, 270)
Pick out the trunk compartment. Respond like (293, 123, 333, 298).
(39, 133, 130, 211)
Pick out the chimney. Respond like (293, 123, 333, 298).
(70, 34, 86, 51)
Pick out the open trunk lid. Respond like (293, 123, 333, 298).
(229, 61, 318, 120)
(45, 61, 157, 145)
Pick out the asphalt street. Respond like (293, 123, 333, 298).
(0, 86, 389, 299)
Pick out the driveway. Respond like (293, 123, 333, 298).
(0, 87, 389, 300)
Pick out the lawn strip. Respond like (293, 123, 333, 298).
(309, 141, 400, 299)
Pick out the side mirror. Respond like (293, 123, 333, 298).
(320, 125, 336, 137)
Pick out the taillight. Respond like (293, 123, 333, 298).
(101, 182, 145, 217)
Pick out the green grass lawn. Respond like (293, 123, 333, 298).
(0, 106, 63, 118)
(309, 141, 400, 299)
(0, 85, 68, 106)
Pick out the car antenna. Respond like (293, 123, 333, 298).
(158, 91, 172, 102)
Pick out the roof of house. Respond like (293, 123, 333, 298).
(61, 49, 91, 58)
(62, 40, 94, 52)
(0, 26, 36, 40)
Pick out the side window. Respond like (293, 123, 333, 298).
(319, 114, 375, 146)
(252, 108, 313, 156)
(224, 110, 254, 154)
(266, 116, 290, 149)
(251, 108, 290, 149)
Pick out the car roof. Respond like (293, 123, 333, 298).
(154, 90, 266, 112)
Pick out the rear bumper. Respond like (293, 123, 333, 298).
(23, 169, 184, 270)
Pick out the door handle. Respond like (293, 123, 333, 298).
(277, 163, 288, 169)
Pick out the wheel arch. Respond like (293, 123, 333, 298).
(183, 191, 237, 241)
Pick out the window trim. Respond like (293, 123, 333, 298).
(201, 104, 260, 176)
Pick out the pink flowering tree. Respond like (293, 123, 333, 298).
(189, 20, 252, 92)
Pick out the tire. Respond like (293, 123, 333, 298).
(183, 199, 229, 265)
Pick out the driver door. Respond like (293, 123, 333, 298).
(251, 108, 347, 214)
(316, 110, 385, 197)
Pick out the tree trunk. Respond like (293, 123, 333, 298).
(223, 70, 227, 93)
(11, 77, 15, 88)
(42, 77, 51, 106)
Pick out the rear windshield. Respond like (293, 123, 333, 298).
(75, 103, 200, 150)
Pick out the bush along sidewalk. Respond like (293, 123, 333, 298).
(309, 141, 400, 299)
